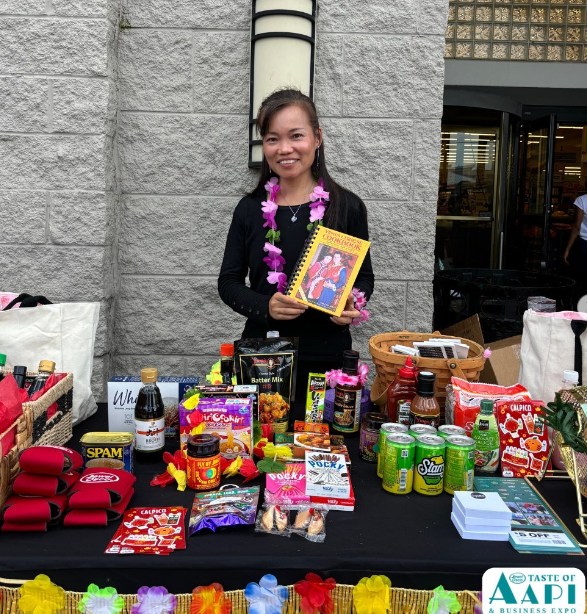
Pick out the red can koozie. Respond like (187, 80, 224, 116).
(68, 468, 136, 509)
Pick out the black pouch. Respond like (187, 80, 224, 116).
(234, 337, 298, 432)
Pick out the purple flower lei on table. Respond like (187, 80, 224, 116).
(131, 587, 177, 614)
(262, 177, 329, 293)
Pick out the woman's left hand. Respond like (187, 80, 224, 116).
(330, 293, 360, 326)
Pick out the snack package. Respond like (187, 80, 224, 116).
(188, 485, 260, 536)
(305, 373, 326, 422)
(234, 337, 298, 432)
(496, 400, 549, 478)
(274, 432, 351, 465)
(265, 463, 310, 507)
(292, 506, 328, 543)
(446, 378, 532, 436)
(255, 504, 291, 537)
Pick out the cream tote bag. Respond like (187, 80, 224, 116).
(519, 310, 587, 403)
(0, 302, 100, 424)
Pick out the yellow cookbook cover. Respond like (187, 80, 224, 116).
(285, 226, 371, 317)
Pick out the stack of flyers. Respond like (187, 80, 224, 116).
(105, 506, 186, 555)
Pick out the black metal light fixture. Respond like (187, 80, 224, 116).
(249, 0, 317, 168)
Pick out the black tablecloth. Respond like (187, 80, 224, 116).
(1, 405, 586, 593)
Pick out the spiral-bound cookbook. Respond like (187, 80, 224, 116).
(285, 226, 371, 317)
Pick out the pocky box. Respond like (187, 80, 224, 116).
(305, 451, 350, 498)
(265, 462, 310, 507)
(305, 373, 326, 423)
(179, 397, 253, 460)
(496, 399, 549, 478)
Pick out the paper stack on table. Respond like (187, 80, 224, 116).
(451, 490, 512, 541)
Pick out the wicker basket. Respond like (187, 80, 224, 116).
(0, 372, 73, 508)
(369, 331, 486, 416)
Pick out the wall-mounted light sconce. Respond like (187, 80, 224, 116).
(249, 0, 317, 168)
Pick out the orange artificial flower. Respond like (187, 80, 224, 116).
(190, 584, 231, 614)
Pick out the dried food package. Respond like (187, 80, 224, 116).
(188, 485, 260, 536)
(234, 337, 298, 432)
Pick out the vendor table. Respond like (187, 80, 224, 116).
(1, 406, 586, 593)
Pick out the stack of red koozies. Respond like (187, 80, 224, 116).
(2, 445, 83, 532)
(63, 467, 135, 526)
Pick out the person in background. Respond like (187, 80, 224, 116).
(563, 188, 587, 305)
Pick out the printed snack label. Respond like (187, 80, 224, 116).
(496, 400, 549, 478)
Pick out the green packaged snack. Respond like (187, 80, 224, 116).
(305, 373, 326, 423)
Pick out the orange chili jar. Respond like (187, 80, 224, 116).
(186, 434, 221, 490)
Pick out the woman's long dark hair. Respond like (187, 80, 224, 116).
(250, 88, 366, 233)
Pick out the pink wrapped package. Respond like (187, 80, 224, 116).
(0, 293, 19, 310)
(265, 463, 310, 508)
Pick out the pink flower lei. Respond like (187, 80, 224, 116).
(325, 361, 369, 388)
(262, 177, 329, 292)
(350, 288, 370, 326)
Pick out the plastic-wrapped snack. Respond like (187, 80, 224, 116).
(255, 504, 291, 537)
(292, 506, 327, 543)
(188, 484, 260, 536)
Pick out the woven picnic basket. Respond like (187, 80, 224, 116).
(369, 331, 486, 417)
(0, 372, 73, 508)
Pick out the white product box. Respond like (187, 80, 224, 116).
(108, 376, 198, 438)
(305, 451, 350, 498)
(453, 490, 512, 525)
(451, 510, 510, 541)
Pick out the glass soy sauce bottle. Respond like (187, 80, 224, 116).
(134, 367, 165, 463)
(332, 350, 362, 437)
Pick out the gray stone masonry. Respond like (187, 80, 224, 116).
(0, 0, 120, 400)
(115, 0, 446, 386)
(1, 0, 446, 399)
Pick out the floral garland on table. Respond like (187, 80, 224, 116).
(325, 361, 369, 388)
(262, 177, 329, 293)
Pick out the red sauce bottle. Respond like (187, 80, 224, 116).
(386, 357, 418, 425)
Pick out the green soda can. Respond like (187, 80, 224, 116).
(377, 423, 408, 478)
(382, 433, 415, 494)
(409, 424, 436, 440)
(414, 434, 446, 496)
(438, 425, 466, 439)
(444, 435, 475, 495)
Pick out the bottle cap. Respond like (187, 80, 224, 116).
(267, 331, 280, 338)
(187, 433, 220, 457)
(0, 354, 6, 366)
(141, 368, 158, 383)
(38, 360, 56, 373)
(416, 371, 436, 396)
(362, 412, 388, 431)
(342, 349, 360, 375)
(399, 356, 417, 379)
(13, 365, 27, 376)
(479, 399, 494, 415)
(563, 370, 579, 384)
(220, 344, 234, 357)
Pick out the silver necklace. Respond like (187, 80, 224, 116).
(280, 183, 315, 223)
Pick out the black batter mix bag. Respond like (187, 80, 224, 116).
(234, 337, 298, 433)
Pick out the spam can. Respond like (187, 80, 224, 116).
(382, 433, 415, 494)
(80, 432, 134, 474)
(377, 423, 408, 478)
(444, 435, 475, 495)
(414, 434, 445, 495)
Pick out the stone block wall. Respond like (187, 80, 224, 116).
(116, 0, 447, 379)
(0, 0, 120, 399)
(1, 0, 446, 396)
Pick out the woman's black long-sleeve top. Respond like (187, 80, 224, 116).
(218, 187, 374, 361)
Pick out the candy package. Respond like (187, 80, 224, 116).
(446, 378, 532, 436)
(292, 506, 328, 543)
(255, 504, 291, 537)
(188, 485, 259, 536)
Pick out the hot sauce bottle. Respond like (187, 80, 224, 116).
(409, 371, 440, 428)
(387, 357, 418, 425)
(332, 350, 362, 437)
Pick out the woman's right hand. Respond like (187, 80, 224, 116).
(563, 248, 570, 265)
(269, 292, 308, 320)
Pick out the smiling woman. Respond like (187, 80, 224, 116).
(217, 89, 375, 413)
